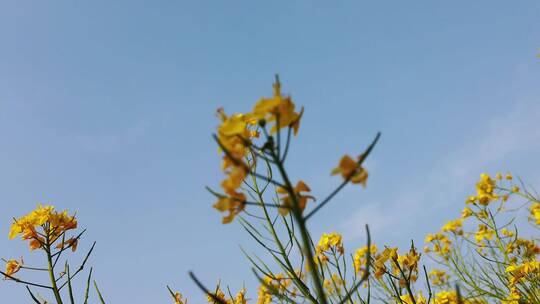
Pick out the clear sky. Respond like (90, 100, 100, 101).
(1, 1, 539, 303)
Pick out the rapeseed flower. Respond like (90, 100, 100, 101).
(277, 180, 314, 215)
(461, 207, 473, 218)
(252, 76, 302, 135)
(316, 232, 344, 257)
(353, 244, 377, 273)
(174, 292, 187, 304)
(474, 224, 494, 244)
(474, 173, 498, 205)
(331, 155, 368, 186)
(9, 205, 77, 250)
(441, 219, 463, 235)
(400, 292, 426, 304)
(3, 259, 22, 278)
(213, 191, 247, 224)
(429, 269, 448, 286)
(529, 203, 540, 225)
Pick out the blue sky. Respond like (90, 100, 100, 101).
(1, 1, 539, 302)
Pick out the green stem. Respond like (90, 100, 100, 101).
(271, 151, 328, 304)
(252, 173, 316, 302)
(45, 232, 64, 304)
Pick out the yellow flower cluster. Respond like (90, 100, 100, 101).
(422, 172, 540, 303)
(353, 244, 377, 273)
(372, 246, 398, 279)
(213, 108, 255, 224)
(424, 233, 452, 258)
(393, 246, 421, 287)
(466, 172, 516, 207)
(474, 224, 494, 246)
(213, 78, 303, 224)
(506, 260, 539, 286)
(400, 292, 426, 304)
(428, 269, 449, 286)
(316, 232, 344, 263)
(9, 205, 77, 251)
(432, 290, 485, 304)
(468, 173, 498, 206)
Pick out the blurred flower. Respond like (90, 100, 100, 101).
(277, 180, 314, 215)
(252, 77, 302, 135)
(331, 155, 368, 186)
(4, 259, 22, 278)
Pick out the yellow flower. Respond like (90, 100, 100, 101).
(475, 224, 494, 244)
(511, 186, 520, 193)
(529, 203, 540, 225)
(234, 288, 247, 304)
(373, 247, 398, 279)
(206, 287, 229, 304)
(215, 108, 257, 204)
(461, 207, 473, 218)
(401, 292, 426, 304)
(55, 237, 78, 252)
(316, 232, 344, 258)
(323, 273, 345, 295)
(221, 165, 247, 195)
(399, 247, 420, 271)
(441, 219, 463, 235)
(252, 76, 302, 135)
(512, 238, 540, 258)
(4, 259, 22, 278)
(276, 180, 314, 216)
(475, 173, 498, 205)
(476, 209, 488, 219)
(354, 244, 378, 273)
(466, 196, 476, 204)
(174, 292, 187, 304)
(424, 233, 452, 258)
(428, 269, 448, 286)
(500, 228, 515, 238)
(331, 155, 368, 187)
(392, 247, 420, 286)
(432, 290, 459, 304)
(213, 191, 247, 224)
(256, 283, 272, 304)
(9, 205, 78, 250)
(506, 260, 539, 286)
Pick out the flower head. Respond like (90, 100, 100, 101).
(331, 155, 368, 186)
(4, 259, 22, 278)
(277, 180, 314, 215)
(316, 232, 344, 262)
(354, 244, 378, 273)
(213, 191, 247, 224)
(252, 76, 303, 135)
(9, 205, 77, 251)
